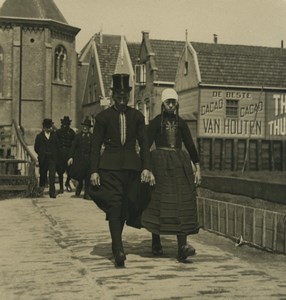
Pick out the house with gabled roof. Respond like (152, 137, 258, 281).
(0, 0, 80, 144)
(77, 33, 137, 125)
(135, 31, 184, 123)
(175, 38, 286, 171)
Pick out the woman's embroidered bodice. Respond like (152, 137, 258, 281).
(161, 119, 180, 148)
(147, 113, 200, 163)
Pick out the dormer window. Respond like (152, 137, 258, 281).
(184, 61, 188, 75)
(135, 64, 146, 85)
(54, 45, 67, 82)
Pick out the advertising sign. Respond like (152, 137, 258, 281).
(266, 93, 286, 139)
(199, 90, 265, 138)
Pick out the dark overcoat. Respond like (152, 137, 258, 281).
(34, 131, 58, 163)
(56, 127, 76, 174)
(69, 132, 92, 181)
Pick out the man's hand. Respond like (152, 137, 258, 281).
(90, 172, 100, 187)
(67, 158, 73, 166)
(141, 169, 150, 183)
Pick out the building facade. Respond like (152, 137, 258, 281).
(135, 31, 184, 124)
(0, 0, 80, 144)
(77, 33, 138, 125)
(175, 41, 286, 171)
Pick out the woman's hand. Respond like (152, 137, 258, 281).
(194, 164, 202, 187)
(149, 172, 156, 186)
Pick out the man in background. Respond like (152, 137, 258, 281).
(56, 116, 76, 193)
(34, 118, 58, 198)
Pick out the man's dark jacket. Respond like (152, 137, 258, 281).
(34, 131, 58, 163)
(90, 106, 151, 172)
(69, 132, 92, 181)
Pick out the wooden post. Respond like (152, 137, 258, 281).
(283, 140, 286, 171)
(252, 208, 256, 245)
(211, 138, 215, 171)
(257, 139, 262, 171)
(221, 138, 225, 170)
(270, 140, 274, 171)
(242, 87, 264, 173)
(233, 139, 238, 171)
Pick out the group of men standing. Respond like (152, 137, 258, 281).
(34, 115, 93, 199)
(34, 73, 202, 268)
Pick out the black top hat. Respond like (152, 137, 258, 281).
(61, 116, 72, 125)
(42, 118, 54, 128)
(111, 73, 132, 92)
(81, 118, 93, 127)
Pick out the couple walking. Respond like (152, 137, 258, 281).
(89, 73, 201, 268)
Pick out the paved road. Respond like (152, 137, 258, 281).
(0, 190, 286, 300)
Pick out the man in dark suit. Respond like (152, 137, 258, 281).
(56, 116, 76, 193)
(68, 118, 93, 199)
(34, 118, 58, 198)
(89, 73, 151, 268)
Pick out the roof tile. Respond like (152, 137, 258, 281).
(192, 42, 286, 87)
(150, 39, 184, 82)
(95, 34, 121, 95)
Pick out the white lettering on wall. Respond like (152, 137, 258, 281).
(202, 118, 262, 136)
(268, 94, 286, 136)
(201, 99, 223, 115)
(240, 102, 263, 118)
(268, 117, 286, 136)
(273, 94, 286, 116)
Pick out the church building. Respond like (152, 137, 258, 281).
(0, 0, 80, 144)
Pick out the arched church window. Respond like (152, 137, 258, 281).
(54, 45, 67, 81)
(0, 46, 3, 96)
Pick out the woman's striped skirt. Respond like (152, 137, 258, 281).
(141, 148, 200, 235)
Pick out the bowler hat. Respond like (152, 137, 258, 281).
(61, 116, 72, 125)
(42, 118, 53, 128)
(111, 73, 132, 92)
(81, 118, 93, 127)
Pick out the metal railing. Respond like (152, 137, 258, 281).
(197, 196, 286, 254)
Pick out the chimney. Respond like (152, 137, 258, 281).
(214, 34, 218, 44)
(281, 40, 284, 49)
(142, 30, 149, 39)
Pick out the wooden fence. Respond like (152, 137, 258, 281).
(198, 138, 286, 171)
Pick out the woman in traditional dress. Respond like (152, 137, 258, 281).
(142, 88, 201, 262)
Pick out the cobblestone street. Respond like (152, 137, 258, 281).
(1, 191, 286, 300)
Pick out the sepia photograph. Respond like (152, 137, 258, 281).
(0, 0, 286, 299)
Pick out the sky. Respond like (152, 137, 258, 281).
(1, 0, 286, 51)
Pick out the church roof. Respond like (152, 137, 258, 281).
(0, 0, 68, 24)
